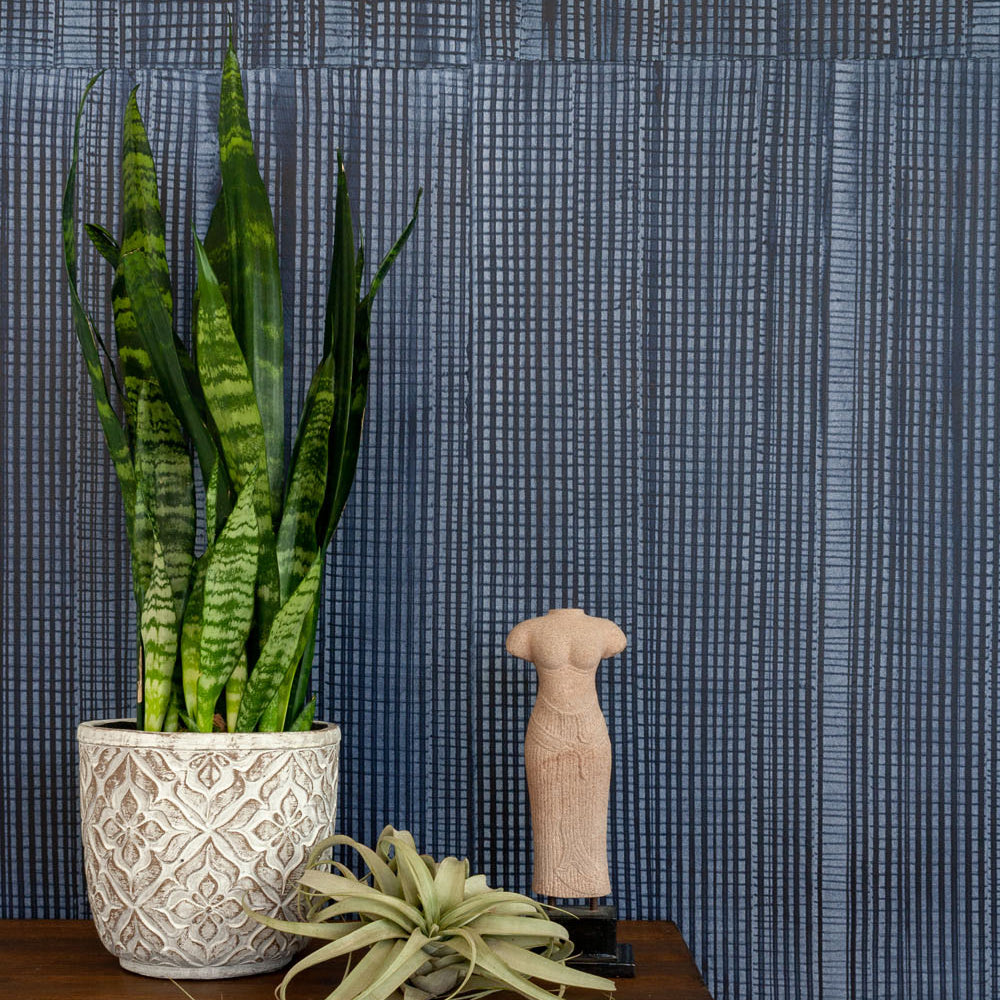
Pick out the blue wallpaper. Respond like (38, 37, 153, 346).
(1, 4, 999, 999)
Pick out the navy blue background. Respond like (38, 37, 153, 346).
(2, 4, 999, 998)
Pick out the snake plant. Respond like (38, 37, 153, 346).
(249, 826, 615, 1000)
(62, 47, 420, 733)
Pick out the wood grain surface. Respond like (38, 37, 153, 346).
(0, 920, 712, 999)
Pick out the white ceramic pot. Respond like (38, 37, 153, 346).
(77, 718, 341, 979)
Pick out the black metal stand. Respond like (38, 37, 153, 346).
(551, 901, 636, 978)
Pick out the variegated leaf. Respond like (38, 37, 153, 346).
(225, 651, 248, 733)
(194, 236, 279, 639)
(180, 550, 209, 721)
(140, 534, 179, 732)
(84, 222, 119, 267)
(235, 552, 324, 732)
(135, 380, 195, 613)
(162, 685, 180, 732)
(285, 588, 321, 726)
(278, 355, 334, 602)
(111, 89, 171, 430)
(256, 521, 281, 645)
(121, 248, 217, 481)
(288, 696, 316, 732)
(217, 44, 284, 514)
(193, 235, 268, 497)
(196, 469, 259, 732)
(257, 593, 318, 732)
(120, 88, 172, 316)
(203, 190, 234, 318)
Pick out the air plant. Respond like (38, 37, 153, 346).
(62, 45, 420, 733)
(249, 826, 616, 1000)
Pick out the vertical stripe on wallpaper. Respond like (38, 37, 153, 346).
(826, 61, 999, 1000)
(644, 60, 832, 998)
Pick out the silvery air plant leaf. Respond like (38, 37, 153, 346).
(248, 826, 616, 1000)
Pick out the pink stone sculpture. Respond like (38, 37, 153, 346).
(506, 608, 627, 899)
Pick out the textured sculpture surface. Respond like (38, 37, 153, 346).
(77, 720, 340, 979)
(506, 609, 627, 899)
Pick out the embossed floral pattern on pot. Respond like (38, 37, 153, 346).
(78, 719, 341, 980)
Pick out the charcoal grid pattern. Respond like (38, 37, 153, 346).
(2, 4, 1000, 1000)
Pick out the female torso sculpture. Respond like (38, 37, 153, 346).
(506, 609, 627, 899)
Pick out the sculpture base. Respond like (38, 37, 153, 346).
(569, 942, 636, 978)
(557, 904, 636, 978)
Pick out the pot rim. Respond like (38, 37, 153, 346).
(77, 717, 341, 750)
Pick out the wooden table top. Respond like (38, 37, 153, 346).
(0, 920, 712, 999)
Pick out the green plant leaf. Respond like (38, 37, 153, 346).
(258, 577, 321, 731)
(62, 72, 137, 554)
(355, 226, 365, 298)
(278, 355, 334, 601)
(84, 222, 120, 267)
(319, 299, 368, 547)
(225, 651, 247, 732)
(323, 153, 356, 362)
(235, 551, 323, 731)
(277, 928, 428, 1000)
(162, 686, 180, 732)
(192, 234, 268, 495)
(193, 232, 279, 639)
(274, 357, 333, 716)
(319, 188, 421, 547)
(203, 193, 234, 316)
(121, 88, 172, 318)
(134, 380, 195, 612)
(120, 248, 217, 480)
(193, 231, 279, 637)
(316, 155, 357, 545)
(217, 43, 284, 513)
(256, 655, 295, 732)
(140, 533, 179, 732)
(196, 469, 260, 731)
(288, 696, 316, 731)
(180, 550, 209, 720)
(204, 456, 220, 542)
(286, 591, 320, 723)
(255, 528, 281, 646)
(362, 188, 422, 308)
(109, 88, 174, 435)
(278, 919, 407, 975)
